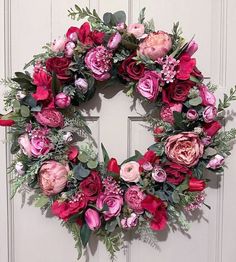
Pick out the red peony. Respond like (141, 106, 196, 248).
(46, 57, 71, 80)
(203, 121, 222, 137)
(79, 171, 102, 201)
(118, 52, 145, 81)
(141, 194, 167, 231)
(34, 109, 64, 128)
(176, 54, 196, 80)
(162, 161, 192, 185)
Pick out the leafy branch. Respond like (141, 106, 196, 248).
(68, 5, 102, 23)
(218, 86, 236, 112)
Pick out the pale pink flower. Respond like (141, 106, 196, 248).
(199, 85, 216, 106)
(186, 109, 198, 121)
(75, 78, 88, 94)
(121, 213, 138, 229)
(120, 161, 140, 182)
(152, 166, 167, 182)
(51, 37, 66, 53)
(203, 106, 217, 123)
(18, 133, 32, 157)
(127, 23, 145, 39)
(206, 154, 224, 169)
(65, 41, 76, 57)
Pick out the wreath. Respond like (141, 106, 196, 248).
(1, 5, 236, 260)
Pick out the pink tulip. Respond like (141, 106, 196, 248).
(85, 208, 101, 230)
(185, 40, 198, 57)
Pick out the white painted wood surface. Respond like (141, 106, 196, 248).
(0, 0, 236, 261)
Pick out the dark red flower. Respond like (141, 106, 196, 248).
(0, 118, 15, 126)
(153, 126, 164, 142)
(191, 66, 203, 80)
(162, 162, 192, 185)
(203, 121, 222, 137)
(176, 54, 196, 80)
(118, 52, 145, 81)
(79, 171, 102, 201)
(141, 194, 167, 231)
(138, 150, 159, 170)
(46, 57, 71, 81)
(107, 158, 120, 174)
(188, 178, 206, 192)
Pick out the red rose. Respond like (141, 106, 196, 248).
(79, 171, 102, 201)
(141, 194, 167, 231)
(107, 158, 120, 174)
(176, 54, 196, 80)
(188, 178, 206, 192)
(51, 194, 87, 221)
(118, 52, 145, 81)
(203, 121, 222, 137)
(34, 109, 64, 128)
(46, 57, 71, 80)
(162, 80, 193, 104)
(162, 162, 192, 185)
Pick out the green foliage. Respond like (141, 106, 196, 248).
(34, 195, 49, 208)
(168, 205, 190, 231)
(218, 86, 236, 112)
(148, 142, 164, 156)
(68, 5, 102, 23)
(207, 82, 218, 93)
(103, 11, 126, 27)
(101, 143, 110, 165)
(73, 164, 90, 181)
(138, 7, 146, 24)
(171, 22, 184, 55)
(80, 223, 92, 247)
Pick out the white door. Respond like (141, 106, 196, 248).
(1, 0, 236, 261)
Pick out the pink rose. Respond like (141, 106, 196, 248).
(96, 193, 123, 221)
(85, 208, 101, 230)
(125, 186, 146, 214)
(121, 213, 138, 229)
(152, 166, 167, 182)
(51, 37, 66, 52)
(206, 154, 224, 169)
(65, 41, 76, 57)
(165, 132, 204, 167)
(18, 133, 32, 157)
(39, 160, 69, 196)
(185, 40, 198, 57)
(55, 92, 71, 108)
(107, 32, 122, 49)
(136, 71, 161, 101)
(85, 46, 112, 81)
(199, 85, 216, 106)
(186, 109, 198, 121)
(127, 23, 145, 39)
(35, 109, 64, 128)
(203, 106, 217, 123)
(75, 78, 89, 94)
(138, 31, 172, 60)
(160, 103, 183, 124)
(120, 161, 140, 182)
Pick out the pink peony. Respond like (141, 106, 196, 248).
(85, 46, 112, 81)
(39, 160, 69, 196)
(51, 37, 66, 53)
(35, 109, 64, 128)
(85, 208, 101, 230)
(127, 23, 145, 39)
(199, 85, 216, 106)
(203, 106, 217, 123)
(206, 154, 224, 169)
(138, 31, 172, 60)
(185, 40, 198, 57)
(18, 133, 32, 157)
(136, 71, 161, 101)
(160, 103, 183, 124)
(125, 186, 146, 214)
(165, 132, 204, 167)
(55, 92, 71, 108)
(186, 109, 198, 121)
(120, 161, 140, 182)
(96, 193, 123, 221)
(121, 213, 138, 229)
(107, 32, 122, 49)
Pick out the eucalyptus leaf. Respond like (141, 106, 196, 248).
(78, 152, 89, 163)
(105, 219, 118, 233)
(73, 164, 90, 181)
(20, 105, 30, 117)
(172, 191, 180, 203)
(35, 195, 49, 208)
(80, 223, 92, 247)
(113, 10, 126, 24)
(189, 96, 202, 106)
(12, 100, 21, 110)
(87, 160, 98, 169)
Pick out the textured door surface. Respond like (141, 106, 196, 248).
(1, 0, 236, 262)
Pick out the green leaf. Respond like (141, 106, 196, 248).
(87, 160, 98, 169)
(11, 140, 20, 154)
(101, 143, 110, 164)
(176, 179, 189, 193)
(23, 95, 37, 108)
(192, 161, 206, 179)
(103, 12, 113, 25)
(73, 164, 90, 181)
(120, 150, 142, 165)
(148, 143, 164, 156)
(172, 191, 180, 203)
(12, 100, 21, 110)
(138, 7, 146, 24)
(78, 152, 89, 163)
(203, 147, 218, 158)
(189, 96, 202, 106)
(51, 71, 61, 96)
(105, 219, 118, 233)
(113, 10, 126, 24)
(20, 105, 30, 117)
(35, 195, 49, 208)
(189, 76, 201, 83)
(173, 111, 186, 130)
(80, 223, 92, 247)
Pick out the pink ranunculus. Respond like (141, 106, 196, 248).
(165, 132, 204, 167)
(39, 160, 69, 196)
(125, 185, 146, 214)
(107, 32, 122, 49)
(120, 161, 140, 183)
(160, 103, 183, 124)
(85, 45, 112, 81)
(136, 71, 161, 101)
(152, 165, 167, 182)
(185, 40, 198, 57)
(199, 85, 216, 106)
(96, 193, 123, 221)
(127, 23, 145, 39)
(35, 109, 64, 128)
(55, 92, 71, 108)
(51, 37, 66, 53)
(186, 109, 198, 121)
(138, 31, 172, 61)
(18, 133, 32, 157)
(121, 213, 138, 229)
(202, 106, 217, 123)
(206, 154, 224, 170)
(85, 208, 101, 231)
(65, 41, 76, 57)
(75, 78, 89, 94)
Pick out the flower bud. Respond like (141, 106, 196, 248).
(51, 37, 66, 53)
(186, 109, 198, 121)
(15, 162, 25, 175)
(75, 78, 88, 94)
(85, 208, 101, 231)
(152, 165, 167, 182)
(188, 178, 206, 192)
(206, 154, 224, 170)
(107, 32, 122, 49)
(55, 93, 71, 108)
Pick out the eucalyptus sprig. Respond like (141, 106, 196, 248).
(218, 86, 236, 112)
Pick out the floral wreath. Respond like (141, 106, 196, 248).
(1, 5, 236, 260)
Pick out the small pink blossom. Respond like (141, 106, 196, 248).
(55, 92, 71, 108)
(75, 78, 89, 94)
(107, 32, 122, 49)
(152, 165, 167, 182)
(206, 154, 224, 169)
(127, 23, 145, 39)
(186, 109, 198, 121)
(120, 161, 140, 183)
(185, 192, 206, 211)
(121, 213, 138, 229)
(199, 85, 216, 106)
(18, 133, 32, 157)
(51, 37, 66, 53)
(65, 41, 76, 57)
(203, 106, 217, 123)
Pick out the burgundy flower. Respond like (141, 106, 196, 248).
(203, 121, 222, 137)
(46, 57, 71, 81)
(34, 109, 64, 128)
